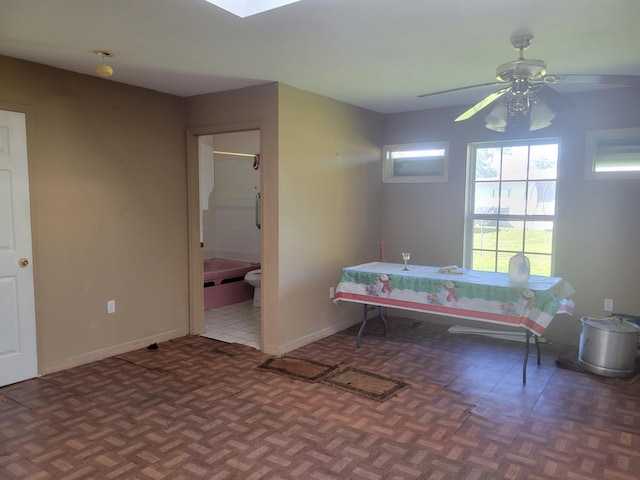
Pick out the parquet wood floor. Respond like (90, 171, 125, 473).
(1, 318, 639, 479)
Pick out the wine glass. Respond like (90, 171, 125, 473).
(402, 252, 411, 271)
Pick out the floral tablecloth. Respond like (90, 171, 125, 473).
(334, 262, 575, 335)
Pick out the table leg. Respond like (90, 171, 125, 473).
(356, 304, 369, 348)
(379, 306, 388, 337)
(523, 330, 531, 384)
(523, 330, 542, 384)
(357, 304, 388, 348)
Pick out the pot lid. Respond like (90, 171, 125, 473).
(581, 316, 640, 333)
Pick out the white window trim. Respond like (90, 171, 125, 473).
(585, 127, 640, 180)
(382, 142, 449, 183)
(463, 139, 559, 276)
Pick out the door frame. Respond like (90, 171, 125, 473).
(0, 102, 41, 377)
(186, 121, 263, 337)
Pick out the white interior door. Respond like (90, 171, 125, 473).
(0, 109, 37, 387)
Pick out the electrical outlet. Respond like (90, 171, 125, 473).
(604, 298, 613, 312)
(329, 287, 335, 299)
(107, 300, 116, 314)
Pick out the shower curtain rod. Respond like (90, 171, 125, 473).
(212, 150, 258, 158)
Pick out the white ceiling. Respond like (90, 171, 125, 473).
(1, 0, 639, 114)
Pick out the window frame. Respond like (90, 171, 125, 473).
(382, 141, 449, 183)
(463, 138, 560, 276)
(585, 127, 640, 180)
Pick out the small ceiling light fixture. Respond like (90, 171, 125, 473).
(94, 50, 115, 77)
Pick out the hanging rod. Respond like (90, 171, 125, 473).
(212, 150, 258, 158)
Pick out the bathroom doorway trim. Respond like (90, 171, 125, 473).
(186, 121, 264, 337)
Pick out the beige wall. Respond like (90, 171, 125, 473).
(276, 84, 383, 351)
(186, 84, 383, 354)
(5, 50, 636, 374)
(1, 54, 384, 373)
(0, 55, 189, 373)
(382, 87, 640, 346)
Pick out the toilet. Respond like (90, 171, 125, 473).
(244, 269, 261, 307)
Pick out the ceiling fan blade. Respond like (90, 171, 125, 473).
(548, 74, 640, 86)
(455, 87, 510, 121)
(535, 85, 574, 111)
(418, 82, 504, 98)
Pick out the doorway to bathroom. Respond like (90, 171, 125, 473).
(198, 130, 262, 349)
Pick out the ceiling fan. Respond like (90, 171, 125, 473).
(419, 34, 640, 132)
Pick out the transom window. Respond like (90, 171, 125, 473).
(464, 140, 559, 276)
(585, 127, 640, 179)
(382, 142, 449, 183)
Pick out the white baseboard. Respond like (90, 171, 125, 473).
(262, 317, 361, 356)
(41, 327, 190, 375)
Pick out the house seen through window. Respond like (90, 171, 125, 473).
(464, 140, 559, 276)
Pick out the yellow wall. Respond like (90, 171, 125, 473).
(0, 55, 189, 373)
(383, 87, 640, 345)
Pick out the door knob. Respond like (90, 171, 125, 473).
(19, 258, 29, 268)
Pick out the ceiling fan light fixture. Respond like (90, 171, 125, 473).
(485, 102, 508, 128)
(529, 99, 556, 131)
(421, 33, 640, 132)
(485, 123, 506, 133)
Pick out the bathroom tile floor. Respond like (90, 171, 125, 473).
(202, 300, 261, 349)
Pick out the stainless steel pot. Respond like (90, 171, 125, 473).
(578, 316, 640, 378)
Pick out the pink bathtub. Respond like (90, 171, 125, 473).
(203, 258, 260, 310)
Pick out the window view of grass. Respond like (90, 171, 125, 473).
(468, 141, 558, 277)
(472, 224, 552, 275)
